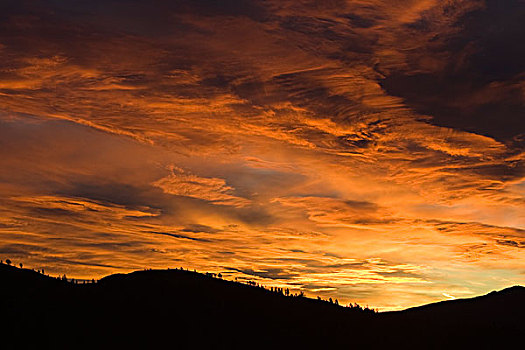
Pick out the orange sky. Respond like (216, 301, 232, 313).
(0, 0, 524, 310)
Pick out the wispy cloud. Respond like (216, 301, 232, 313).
(0, 0, 523, 310)
(153, 166, 251, 207)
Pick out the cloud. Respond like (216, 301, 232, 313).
(273, 196, 393, 227)
(379, 0, 525, 145)
(0, 0, 523, 310)
(153, 166, 251, 207)
(11, 195, 159, 219)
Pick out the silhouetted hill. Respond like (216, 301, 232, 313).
(379, 285, 525, 349)
(1, 264, 523, 349)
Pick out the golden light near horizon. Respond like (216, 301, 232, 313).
(0, 0, 523, 310)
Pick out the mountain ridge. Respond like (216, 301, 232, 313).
(1, 263, 523, 349)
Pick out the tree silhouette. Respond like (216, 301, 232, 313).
(19, 263, 23, 269)
(6, 259, 11, 266)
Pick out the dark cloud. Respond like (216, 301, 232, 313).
(147, 231, 211, 243)
(497, 240, 525, 248)
(181, 224, 220, 234)
(225, 267, 299, 280)
(381, 0, 525, 145)
(0, 243, 52, 255)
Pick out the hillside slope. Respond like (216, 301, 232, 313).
(1, 264, 523, 349)
(379, 285, 525, 348)
(0, 264, 372, 348)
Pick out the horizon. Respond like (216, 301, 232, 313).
(2, 261, 523, 312)
(0, 0, 524, 311)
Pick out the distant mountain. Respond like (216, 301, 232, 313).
(1, 264, 523, 349)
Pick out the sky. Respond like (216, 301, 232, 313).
(0, 0, 524, 310)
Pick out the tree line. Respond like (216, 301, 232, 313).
(2, 260, 377, 312)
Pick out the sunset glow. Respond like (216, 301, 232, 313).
(0, 0, 523, 310)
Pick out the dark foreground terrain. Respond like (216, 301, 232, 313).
(0, 264, 523, 349)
